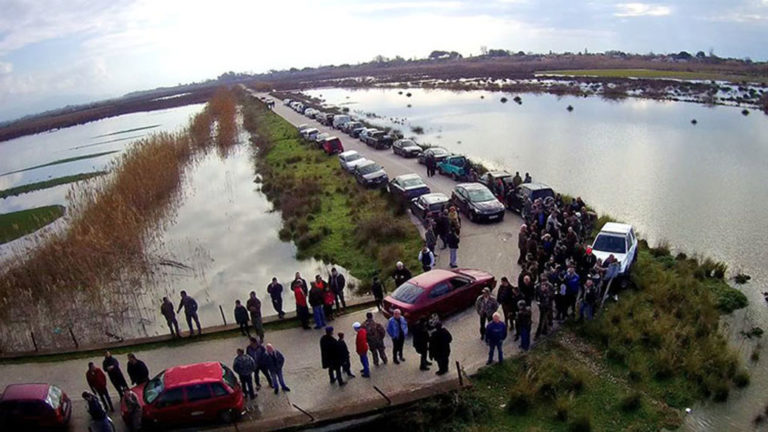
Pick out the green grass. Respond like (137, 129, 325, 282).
(0, 150, 120, 176)
(536, 68, 768, 83)
(241, 94, 423, 292)
(0, 205, 65, 244)
(0, 171, 107, 199)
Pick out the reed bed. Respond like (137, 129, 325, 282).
(0, 88, 238, 352)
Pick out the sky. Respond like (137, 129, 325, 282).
(0, 0, 766, 121)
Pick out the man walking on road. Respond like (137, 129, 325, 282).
(387, 309, 408, 364)
(320, 327, 345, 386)
(102, 351, 128, 396)
(86, 362, 113, 411)
(412, 317, 431, 371)
(364, 312, 388, 366)
(418, 245, 435, 272)
(429, 322, 453, 376)
(264, 344, 291, 394)
(126, 353, 149, 386)
(246, 337, 272, 390)
(446, 228, 460, 268)
(177, 290, 201, 336)
(475, 288, 499, 341)
(485, 312, 507, 364)
(393, 261, 412, 288)
(329, 267, 347, 311)
(160, 297, 180, 338)
(233, 348, 256, 399)
(267, 277, 285, 319)
(353, 322, 371, 377)
(247, 291, 264, 342)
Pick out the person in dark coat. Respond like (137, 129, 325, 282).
(320, 327, 345, 386)
(246, 337, 273, 389)
(176, 290, 201, 336)
(267, 277, 285, 319)
(126, 353, 149, 386)
(393, 261, 412, 288)
(232, 348, 256, 399)
(86, 362, 113, 411)
(517, 225, 528, 265)
(102, 351, 128, 395)
(371, 276, 384, 311)
(485, 312, 508, 364)
(446, 228, 460, 268)
(429, 322, 453, 375)
(516, 300, 532, 351)
(496, 277, 515, 331)
(412, 317, 431, 371)
(329, 268, 347, 311)
(309, 281, 327, 329)
(292, 272, 308, 296)
(234, 300, 250, 336)
(160, 296, 180, 338)
(387, 309, 408, 364)
(518, 273, 535, 305)
(425, 153, 436, 177)
(435, 210, 451, 249)
(246, 291, 264, 342)
(338, 332, 355, 378)
(264, 344, 290, 394)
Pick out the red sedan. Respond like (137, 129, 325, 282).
(0, 383, 71, 430)
(121, 362, 245, 427)
(382, 269, 496, 324)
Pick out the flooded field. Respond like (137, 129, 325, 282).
(308, 87, 768, 431)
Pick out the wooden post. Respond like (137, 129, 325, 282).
(30, 331, 38, 352)
(68, 327, 79, 348)
(456, 361, 463, 386)
(219, 305, 227, 326)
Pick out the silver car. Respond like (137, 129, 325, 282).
(338, 150, 367, 172)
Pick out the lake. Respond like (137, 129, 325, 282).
(306, 87, 768, 431)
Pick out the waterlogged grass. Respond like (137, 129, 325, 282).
(93, 124, 160, 138)
(241, 94, 423, 290)
(0, 205, 65, 244)
(537, 68, 768, 83)
(0, 171, 107, 199)
(0, 150, 120, 177)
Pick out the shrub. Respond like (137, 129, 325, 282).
(568, 414, 592, 432)
(734, 273, 751, 284)
(506, 388, 532, 415)
(555, 396, 570, 421)
(733, 370, 750, 388)
(619, 392, 642, 412)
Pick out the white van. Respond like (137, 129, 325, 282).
(332, 115, 351, 129)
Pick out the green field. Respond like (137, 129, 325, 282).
(537, 68, 768, 83)
(0, 171, 107, 199)
(0, 205, 65, 244)
(0, 150, 119, 176)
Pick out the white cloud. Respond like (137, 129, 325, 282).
(354, 1, 463, 12)
(0, 61, 11, 74)
(614, 3, 672, 17)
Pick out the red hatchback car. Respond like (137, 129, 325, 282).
(121, 362, 245, 427)
(382, 269, 496, 324)
(0, 383, 71, 430)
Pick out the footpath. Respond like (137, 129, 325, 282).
(0, 97, 534, 432)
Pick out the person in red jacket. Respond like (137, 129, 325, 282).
(353, 322, 371, 378)
(293, 282, 310, 329)
(85, 362, 113, 411)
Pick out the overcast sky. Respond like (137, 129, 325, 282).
(1, 0, 766, 121)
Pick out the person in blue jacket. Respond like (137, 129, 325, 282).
(387, 309, 408, 364)
(485, 312, 508, 365)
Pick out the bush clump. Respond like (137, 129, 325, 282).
(568, 414, 592, 432)
(619, 392, 642, 412)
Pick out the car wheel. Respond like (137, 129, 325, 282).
(219, 409, 236, 424)
(468, 211, 476, 222)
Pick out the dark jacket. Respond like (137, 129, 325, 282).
(246, 343, 267, 368)
(127, 360, 149, 385)
(496, 283, 514, 306)
(446, 231, 460, 249)
(291, 278, 308, 296)
(485, 321, 508, 345)
(309, 284, 325, 307)
(338, 338, 351, 364)
(233, 353, 256, 376)
(329, 273, 346, 294)
(393, 267, 412, 288)
(517, 308, 532, 329)
(262, 350, 285, 373)
(429, 326, 453, 359)
(320, 335, 341, 369)
(412, 321, 430, 354)
(86, 368, 108, 392)
(435, 215, 450, 236)
(160, 301, 175, 321)
(177, 296, 198, 316)
(234, 304, 249, 324)
(267, 282, 283, 300)
(371, 280, 384, 300)
(246, 297, 262, 319)
(102, 357, 124, 382)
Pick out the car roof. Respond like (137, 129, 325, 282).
(420, 193, 449, 204)
(408, 269, 459, 287)
(456, 182, 488, 190)
(324, 136, 340, 142)
(488, 171, 510, 177)
(339, 150, 358, 157)
(520, 182, 552, 191)
(599, 222, 633, 235)
(164, 362, 223, 388)
(427, 147, 447, 152)
(395, 173, 422, 181)
(357, 160, 377, 167)
(1, 384, 50, 401)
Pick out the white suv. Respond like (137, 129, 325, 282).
(588, 222, 638, 277)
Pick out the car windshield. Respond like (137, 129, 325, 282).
(344, 153, 362, 162)
(531, 189, 554, 200)
(402, 178, 425, 188)
(44, 386, 63, 409)
(221, 364, 238, 389)
(593, 234, 626, 253)
(399, 140, 415, 146)
(144, 372, 165, 404)
(391, 282, 424, 304)
(428, 201, 447, 211)
(467, 188, 495, 202)
(430, 148, 448, 156)
(358, 163, 383, 175)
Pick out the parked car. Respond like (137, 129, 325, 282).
(363, 131, 393, 149)
(296, 124, 310, 132)
(589, 223, 639, 277)
(417, 147, 451, 165)
(478, 171, 512, 195)
(313, 132, 331, 146)
(451, 183, 505, 223)
(382, 269, 496, 324)
(315, 112, 330, 125)
(338, 151, 367, 172)
(322, 137, 344, 155)
(0, 383, 71, 429)
(353, 160, 388, 188)
(388, 174, 431, 202)
(410, 193, 451, 225)
(121, 362, 244, 428)
(301, 128, 319, 141)
(437, 155, 471, 180)
(332, 115, 352, 129)
(358, 128, 378, 143)
(342, 121, 363, 133)
(392, 139, 423, 158)
(304, 108, 318, 118)
(505, 182, 555, 217)
(350, 127, 367, 138)
(282, 98, 292, 105)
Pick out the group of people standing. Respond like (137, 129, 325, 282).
(83, 351, 149, 431)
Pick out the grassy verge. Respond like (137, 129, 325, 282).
(0, 171, 107, 199)
(240, 92, 422, 291)
(0, 150, 120, 176)
(0, 205, 65, 244)
(536, 68, 768, 83)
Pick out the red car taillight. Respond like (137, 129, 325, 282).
(586, 246, 593, 254)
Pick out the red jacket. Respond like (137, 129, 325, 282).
(323, 287, 334, 306)
(356, 328, 368, 354)
(293, 286, 307, 307)
(86, 368, 108, 392)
